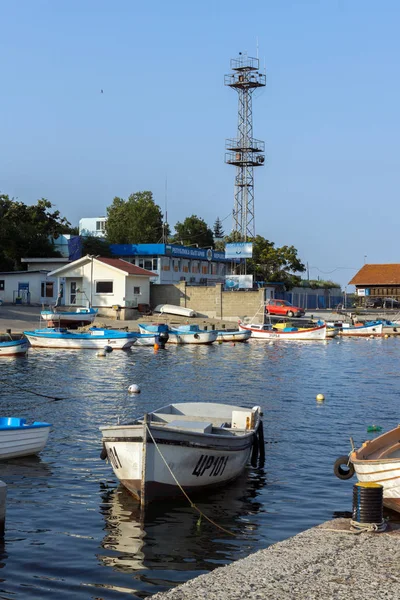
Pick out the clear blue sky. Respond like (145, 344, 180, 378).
(1, 0, 400, 289)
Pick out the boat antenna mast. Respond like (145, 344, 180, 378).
(225, 52, 266, 243)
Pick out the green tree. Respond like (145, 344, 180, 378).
(81, 235, 113, 257)
(173, 215, 214, 248)
(213, 217, 224, 239)
(0, 195, 71, 270)
(106, 191, 165, 244)
(245, 235, 306, 288)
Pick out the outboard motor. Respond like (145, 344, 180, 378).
(158, 331, 169, 348)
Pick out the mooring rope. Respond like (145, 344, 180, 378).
(3, 380, 64, 401)
(145, 424, 237, 537)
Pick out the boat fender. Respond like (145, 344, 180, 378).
(100, 443, 107, 460)
(194, 333, 200, 339)
(257, 420, 265, 466)
(333, 455, 355, 480)
(251, 431, 259, 467)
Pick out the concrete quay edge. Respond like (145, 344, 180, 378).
(150, 519, 400, 600)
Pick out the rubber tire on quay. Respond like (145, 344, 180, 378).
(333, 455, 355, 480)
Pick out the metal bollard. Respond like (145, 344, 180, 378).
(0, 481, 7, 537)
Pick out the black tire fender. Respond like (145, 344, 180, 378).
(100, 444, 108, 461)
(333, 455, 355, 480)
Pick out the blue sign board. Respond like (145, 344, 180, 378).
(110, 243, 227, 262)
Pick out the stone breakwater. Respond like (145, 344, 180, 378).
(151, 519, 400, 600)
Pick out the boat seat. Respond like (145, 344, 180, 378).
(151, 413, 226, 425)
(376, 441, 400, 459)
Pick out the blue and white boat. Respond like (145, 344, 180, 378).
(40, 307, 98, 328)
(137, 323, 169, 346)
(139, 322, 218, 345)
(0, 417, 51, 459)
(0, 333, 29, 357)
(216, 329, 251, 342)
(23, 327, 137, 350)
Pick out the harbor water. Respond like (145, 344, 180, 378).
(1, 336, 399, 599)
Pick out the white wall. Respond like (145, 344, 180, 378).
(79, 217, 107, 238)
(0, 272, 57, 304)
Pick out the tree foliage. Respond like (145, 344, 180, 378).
(173, 215, 214, 248)
(106, 191, 165, 244)
(81, 235, 113, 258)
(213, 217, 224, 239)
(246, 235, 306, 288)
(0, 195, 71, 271)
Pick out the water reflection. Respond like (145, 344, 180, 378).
(0, 456, 53, 484)
(99, 468, 266, 577)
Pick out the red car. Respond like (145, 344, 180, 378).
(265, 299, 305, 318)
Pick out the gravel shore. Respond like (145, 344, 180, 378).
(151, 518, 400, 600)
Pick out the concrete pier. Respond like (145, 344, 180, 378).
(151, 519, 400, 600)
(0, 481, 6, 537)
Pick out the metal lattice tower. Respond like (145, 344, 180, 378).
(225, 52, 266, 240)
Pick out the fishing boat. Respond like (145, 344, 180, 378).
(153, 304, 197, 318)
(168, 324, 218, 344)
(0, 333, 29, 356)
(238, 320, 327, 340)
(216, 329, 251, 342)
(131, 329, 169, 347)
(23, 327, 137, 350)
(100, 402, 264, 504)
(334, 425, 400, 513)
(0, 417, 51, 459)
(40, 307, 98, 328)
(337, 321, 383, 337)
(137, 323, 170, 346)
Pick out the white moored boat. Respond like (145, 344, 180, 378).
(100, 402, 264, 504)
(168, 324, 218, 344)
(238, 320, 327, 340)
(337, 321, 383, 337)
(334, 425, 400, 513)
(40, 307, 98, 328)
(23, 327, 137, 350)
(0, 417, 51, 459)
(0, 333, 29, 356)
(216, 329, 251, 342)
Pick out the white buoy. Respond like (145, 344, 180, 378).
(128, 384, 141, 394)
(316, 393, 325, 402)
(97, 349, 107, 357)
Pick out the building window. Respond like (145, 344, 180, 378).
(152, 258, 158, 270)
(133, 286, 141, 295)
(96, 221, 106, 231)
(0, 280, 4, 291)
(144, 259, 153, 270)
(41, 282, 54, 298)
(96, 281, 113, 294)
(139, 258, 144, 268)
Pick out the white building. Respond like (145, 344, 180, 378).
(79, 217, 107, 238)
(48, 255, 156, 318)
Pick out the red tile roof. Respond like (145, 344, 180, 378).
(349, 264, 400, 285)
(96, 257, 156, 277)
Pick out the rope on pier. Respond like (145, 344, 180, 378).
(146, 424, 237, 537)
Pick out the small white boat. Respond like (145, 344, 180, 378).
(0, 417, 51, 459)
(154, 304, 197, 318)
(216, 329, 251, 342)
(23, 327, 136, 350)
(238, 320, 327, 340)
(168, 324, 218, 344)
(40, 307, 98, 328)
(334, 425, 400, 513)
(338, 321, 383, 337)
(100, 402, 264, 504)
(137, 323, 170, 346)
(0, 333, 29, 356)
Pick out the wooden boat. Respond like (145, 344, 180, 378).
(100, 402, 264, 504)
(40, 307, 98, 328)
(274, 319, 339, 339)
(216, 329, 251, 342)
(23, 327, 137, 350)
(0, 417, 51, 459)
(0, 333, 29, 356)
(154, 304, 197, 318)
(238, 320, 327, 340)
(168, 324, 218, 344)
(337, 321, 383, 337)
(335, 426, 400, 513)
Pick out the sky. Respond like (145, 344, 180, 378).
(1, 0, 400, 290)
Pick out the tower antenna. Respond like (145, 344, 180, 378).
(225, 52, 266, 245)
